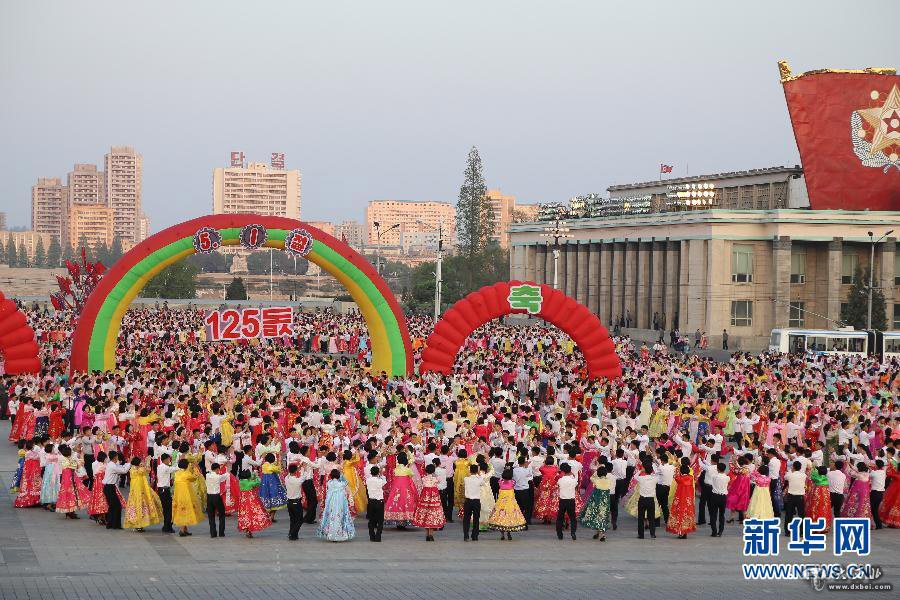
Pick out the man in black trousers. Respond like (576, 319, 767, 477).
(103, 451, 131, 529)
(285, 464, 304, 540)
(462, 465, 484, 541)
(299, 446, 319, 523)
(205, 463, 227, 538)
(366, 466, 386, 542)
(555, 463, 578, 541)
(708, 462, 730, 537)
(156, 453, 179, 533)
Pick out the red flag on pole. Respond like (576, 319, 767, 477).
(660, 164, 674, 174)
(780, 60, 899, 210)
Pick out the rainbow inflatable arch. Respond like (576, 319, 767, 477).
(69, 214, 412, 376)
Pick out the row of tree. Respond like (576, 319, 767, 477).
(2, 233, 125, 269)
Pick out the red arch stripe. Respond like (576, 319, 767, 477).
(420, 281, 621, 380)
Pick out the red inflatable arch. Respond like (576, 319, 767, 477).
(420, 280, 621, 380)
(0, 291, 41, 375)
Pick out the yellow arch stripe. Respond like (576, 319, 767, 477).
(99, 239, 393, 374)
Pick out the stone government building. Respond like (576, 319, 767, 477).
(509, 167, 900, 351)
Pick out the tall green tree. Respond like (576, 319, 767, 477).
(456, 146, 494, 260)
(109, 235, 124, 265)
(0, 237, 4, 262)
(46, 237, 61, 268)
(140, 261, 198, 299)
(77, 234, 91, 263)
(93, 239, 110, 266)
(17, 241, 29, 267)
(34, 237, 46, 268)
(6, 233, 16, 267)
(226, 277, 248, 300)
(841, 266, 887, 330)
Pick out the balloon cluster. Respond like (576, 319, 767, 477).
(0, 291, 41, 374)
(49, 247, 107, 315)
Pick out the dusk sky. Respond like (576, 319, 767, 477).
(1, 1, 897, 230)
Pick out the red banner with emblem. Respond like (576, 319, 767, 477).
(780, 62, 900, 211)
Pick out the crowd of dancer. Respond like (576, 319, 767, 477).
(3, 304, 899, 544)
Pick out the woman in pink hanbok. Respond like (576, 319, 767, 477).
(841, 462, 873, 521)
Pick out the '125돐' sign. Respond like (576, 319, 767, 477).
(204, 307, 294, 341)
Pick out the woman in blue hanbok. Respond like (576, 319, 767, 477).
(317, 469, 355, 542)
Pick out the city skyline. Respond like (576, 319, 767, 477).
(2, 2, 897, 231)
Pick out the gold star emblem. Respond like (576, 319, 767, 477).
(858, 83, 900, 156)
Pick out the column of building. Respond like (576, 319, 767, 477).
(649, 238, 666, 331)
(575, 242, 588, 306)
(879, 238, 896, 326)
(586, 243, 599, 316)
(772, 236, 792, 329)
(826, 238, 842, 326)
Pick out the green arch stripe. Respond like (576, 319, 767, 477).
(86, 228, 408, 374)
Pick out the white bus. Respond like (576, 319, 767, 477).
(871, 330, 900, 361)
(768, 328, 868, 356)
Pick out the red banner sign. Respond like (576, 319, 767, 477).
(781, 64, 900, 210)
(204, 306, 294, 341)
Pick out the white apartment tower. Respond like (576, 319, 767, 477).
(213, 161, 301, 219)
(105, 146, 143, 244)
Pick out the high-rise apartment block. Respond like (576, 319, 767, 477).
(105, 146, 143, 244)
(67, 164, 105, 207)
(31, 177, 67, 241)
(335, 220, 365, 248)
(484, 188, 539, 248)
(213, 160, 301, 219)
(365, 200, 455, 247)
(29, 146, 147, 249)
(68, 204, 114, 249)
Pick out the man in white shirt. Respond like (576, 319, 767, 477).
(610, 449, 628, 529)
(827, 460, 847, 517)
(654, 452, 676, 525)
(463, 465, 485, 541)
(156, 453, 179, 533)
(205, 463, 229, 538)
(555, 463, 578, 541)
(103, 452, 131, 530)
(706, 461, 730, 537)
(285, 463, 304, 541)
(783, 461, 807, 536)
(512, 456, 533, 526)
(871, 459, 886, 530)
(635, 460, 659, 539)
(366, 466, 387, 542)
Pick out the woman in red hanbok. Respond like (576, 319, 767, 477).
(878, 461, 900, 528)
(237, 472, 273, 538)
(667, 465, 697, 538)
(55, 446, 91, 518)
(807, 466, 833, 532)
(14, 443, 42, 508)
(533, 458, 560, 523)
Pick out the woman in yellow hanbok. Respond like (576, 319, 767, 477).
(172, 459, 203, 536)
(178, 443, 207, 510)
(342, 450, 367, 514)
(649, 406, 668, 439)
(123, 458, 163, 531)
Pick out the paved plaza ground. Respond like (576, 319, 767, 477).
(0, 422, 896, 600)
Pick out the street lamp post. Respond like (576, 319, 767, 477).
(539, 218, 572, 289)
(867, 229, 894, 330)
(416, 219, 444, 321)
(373, 221, 399, 276)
